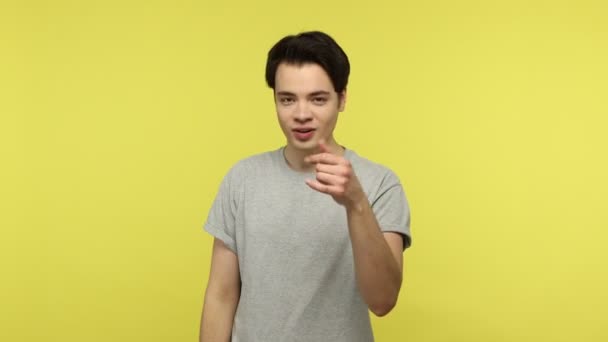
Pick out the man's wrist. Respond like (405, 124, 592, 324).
(345, 191, 368, 213)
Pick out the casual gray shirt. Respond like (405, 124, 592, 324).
(204, 147, 411, 342)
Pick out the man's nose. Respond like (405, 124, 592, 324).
(294, 102, 312, 122)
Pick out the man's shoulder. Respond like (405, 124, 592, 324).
(225, 148, 281, 176)
(347, 149, 394, 176)
(347, 149, 402, 188)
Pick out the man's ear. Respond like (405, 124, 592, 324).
(338, 89, 347, 112)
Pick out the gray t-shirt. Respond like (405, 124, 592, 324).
(204, 147, 411, 342)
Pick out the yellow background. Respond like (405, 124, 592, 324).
(2, 0, 607, 341)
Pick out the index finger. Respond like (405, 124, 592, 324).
(318, 141, 331, 154)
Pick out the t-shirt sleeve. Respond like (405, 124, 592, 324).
(371, 170, 412, 250)
(203, 165, 241, 254)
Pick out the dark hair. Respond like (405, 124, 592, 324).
(265, 31, 350, 94)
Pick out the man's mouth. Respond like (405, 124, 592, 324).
(293, 128, 315, 133)
(292, 128, 316, 141)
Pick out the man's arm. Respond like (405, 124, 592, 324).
(305, 142, 405, 317)
(200, 238, 241, 342)
(346, 201, 404, 317)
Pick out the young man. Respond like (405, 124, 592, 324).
(200, 31, 411, 342)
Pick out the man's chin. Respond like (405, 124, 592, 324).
(287, 140, 319, 152)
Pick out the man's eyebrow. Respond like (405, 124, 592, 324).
(308, 91, 331, 97)
(275, 91, 332, 96)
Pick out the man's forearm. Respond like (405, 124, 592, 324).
(346, 199, 402, 317)
(199, 289, 240, 342)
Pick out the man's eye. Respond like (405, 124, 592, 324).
(280, 98, 295, 105)
(312, 97, 328, 105)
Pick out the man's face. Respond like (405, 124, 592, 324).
(274, 62, 346, 152)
